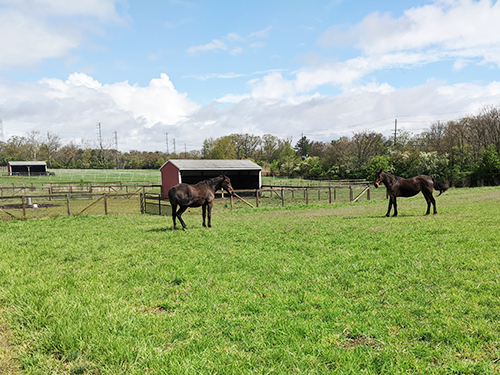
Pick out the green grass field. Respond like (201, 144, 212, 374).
(1, 187, 499, 374)
(0, 169, 162, 184)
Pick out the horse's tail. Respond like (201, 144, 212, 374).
(432, 178, 449, 196)
(168, 186, 178, 204)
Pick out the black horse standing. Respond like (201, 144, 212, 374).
(374, 170, 448, 217)
(168, 175, 235, 230)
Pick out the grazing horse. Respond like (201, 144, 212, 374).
(168, 175, 235, 230)
(374, 170, 448, 217)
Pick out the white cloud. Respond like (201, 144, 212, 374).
(0, 73, 199, 151)
(0, 0, 123, 70)
(320, 0, 500, 66)
(249, 26, 272, 39)
(186, 39, 227, 54)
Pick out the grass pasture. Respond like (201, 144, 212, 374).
(1, 187, 500, 374)
(0, 169, 162, 184)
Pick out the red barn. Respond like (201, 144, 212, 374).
(160, 159, 262, 197)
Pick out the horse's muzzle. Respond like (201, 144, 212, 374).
(374, 182, 379, 188)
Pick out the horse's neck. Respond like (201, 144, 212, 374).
(206, 177, 223, 191)
(383, 173, 397, 186)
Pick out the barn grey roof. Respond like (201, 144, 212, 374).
(165, 159, 261, 171)
(8, 161, 47, 166)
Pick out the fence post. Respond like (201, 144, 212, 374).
(281, 187, 284, 207)
(230, 194, 234, 209)
(367, 187, 371, 201)
(329, 187, 332, 204)
(140, 193, 145, 214)
(349, 186, 353, 202)
(22, 196, 26, 218)
(334, 188, 337, 201)
(66, 194, 71, 216)
(318, 189, 321, 201)
(255, 189, 259, 208)
(306, 188, 309, 205)
(104, 194, 108, 215)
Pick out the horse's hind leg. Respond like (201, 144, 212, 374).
(202, 205, 207, 227)
(171, 204, 178, 230)
(423, 192, 436, 215)
(392, 197, 398, 217)
(207, 202, 213, 227)
(176, 206, 189, 230)
(430, 195, 437, 215)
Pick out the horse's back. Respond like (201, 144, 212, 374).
(394, 175, 431, 197)
(168, 183, 212, 207)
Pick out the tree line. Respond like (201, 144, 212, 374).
(1, 105, 500, 186)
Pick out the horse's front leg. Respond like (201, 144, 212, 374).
(202, 204, 207, 227)
(392, 196, 398, 217)
(207, 202, 213, 228)
(386, 195, 393, 217)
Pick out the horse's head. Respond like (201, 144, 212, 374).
(221, 175, 235, 195)
(374, 170, 384, 188)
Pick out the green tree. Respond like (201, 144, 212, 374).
(210, 137, 237, 159)
(366, 155, 392, 180)
(475, 145, 500, 185)
(416, 151, 449, 179)
(294, 135, 313, 158)
(298, 156, 323, 178)
(278, 143, 300, 176)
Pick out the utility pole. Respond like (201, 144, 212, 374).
(173, 138, 176, 154)
(165, 133, 169, 154)
(114, 131, 118, 168)
(184, 143, 187, 157)
(394, 119, 398, 146)
(97, 122, 103, 151)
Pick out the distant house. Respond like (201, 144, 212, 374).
(160, 159, 262, 197)
(7, 161, 48, 176)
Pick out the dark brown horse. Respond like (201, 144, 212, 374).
(168, 175, 235, 230)
(374, 170, 448, 217)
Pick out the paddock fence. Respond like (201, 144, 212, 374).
(0, 180, 385, 221)
(0, 183, 161, 221)
(142, 182, 384, 216)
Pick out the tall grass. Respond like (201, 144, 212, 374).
(0, 187, 499, 374)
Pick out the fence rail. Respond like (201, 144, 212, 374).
(0, 183, 161, 197)
(142, 184, 377, 215)
(1, 183, 381, 221)
(0, 192, 142, 220)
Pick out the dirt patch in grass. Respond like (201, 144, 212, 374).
(0, 312, 22, 375)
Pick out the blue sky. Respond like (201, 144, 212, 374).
(1, 0, 500, 152)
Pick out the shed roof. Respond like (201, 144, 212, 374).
(8, 161, 47, 166)
(164, 159, 261, 171)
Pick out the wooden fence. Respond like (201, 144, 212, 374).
(0, 192, 142, 220)
(0, 183, 160, 197)
(141, 184, 375, 215)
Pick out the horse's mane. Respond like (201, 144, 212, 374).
(379, 171, 397, 184)
(204, 175, 225, 189)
